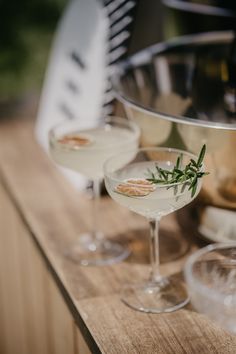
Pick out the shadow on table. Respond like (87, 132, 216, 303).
(114, 225, 191, 265)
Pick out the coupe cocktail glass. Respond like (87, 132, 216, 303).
(104, 147, 203, 312)
(49, 116, 140, 266)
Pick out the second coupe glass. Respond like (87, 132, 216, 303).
(49, 116, 140, 266)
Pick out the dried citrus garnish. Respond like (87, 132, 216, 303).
(58, 134, 92, 148)
(126, 179, 156, 189)
(115, 178, 155, 197)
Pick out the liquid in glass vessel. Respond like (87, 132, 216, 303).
(104, 147, 204, 312)
(49, 116, 140, 266)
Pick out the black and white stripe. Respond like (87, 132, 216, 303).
(102, 0, 138, 115)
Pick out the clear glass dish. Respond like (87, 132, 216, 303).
(184, 242, 236, 333)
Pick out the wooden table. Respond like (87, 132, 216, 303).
(0, 117, 235, 354)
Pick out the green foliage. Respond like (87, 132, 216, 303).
(146, 145, 209, 197)
(0, 0, 66, 98)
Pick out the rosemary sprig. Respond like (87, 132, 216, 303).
(146, 144, 209, 197)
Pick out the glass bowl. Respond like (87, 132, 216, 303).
(184, 243, 236, 333)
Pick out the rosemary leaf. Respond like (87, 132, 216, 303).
(197, 144, 206, 167)
(145, 144, 209, 197)
(191, 182, 197, 197)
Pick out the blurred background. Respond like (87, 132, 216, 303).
(1, 0, 236, 118)
(0, 0, 161, 107)
(0, 0, 66, 115)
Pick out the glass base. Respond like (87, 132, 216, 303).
(121, 277, 189, 313)
(66, 233, 130, 266)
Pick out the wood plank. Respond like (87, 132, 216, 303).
(75, 328, 92, 354)
(0, 179, 87, 354)
(45, 270, 76, 354)
(77, 295, 236, 354)
(0, 182, 29, 354)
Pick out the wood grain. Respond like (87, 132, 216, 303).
(0, 117, 235, 353)
(77, 295, 236, 354)
(0, 178, 91, 354)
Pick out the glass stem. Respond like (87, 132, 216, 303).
(91, 179, 103, 241)
(149, 218, 162, 282)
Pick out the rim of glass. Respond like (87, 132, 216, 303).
(104, 146, 203, 188)
(184, 242, 236, 301)
(48, 116, 141, 151)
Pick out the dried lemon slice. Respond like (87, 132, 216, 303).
(58, 134, 92, 148)
(115, 179, 155, 197)
(126, 179, 156, 189)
